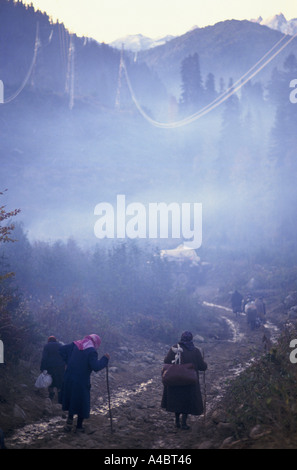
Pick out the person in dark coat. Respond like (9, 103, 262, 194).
(59, 333, 109, 433)
(40, 336, 65, 400)
(231, 290, 243, 317)
(245, 300, 258, 330)
(161, 331, 207, 430)
(255, 297, 266, 324)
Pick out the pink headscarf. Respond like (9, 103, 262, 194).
(74, 334, 101, 351)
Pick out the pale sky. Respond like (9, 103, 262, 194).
(22, 0, 297, 43)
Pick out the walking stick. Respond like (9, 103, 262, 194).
(106, 364, 114, 433)
(202, 349, 207, 426)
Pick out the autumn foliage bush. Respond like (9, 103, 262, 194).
(0, 192, 37, 363)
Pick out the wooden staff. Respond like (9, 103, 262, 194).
(202, 348, 207, 425)
(106, 364, 114, 433)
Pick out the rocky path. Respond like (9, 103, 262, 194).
(5, 296, 279, 450)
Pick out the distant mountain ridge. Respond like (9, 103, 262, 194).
(110, 13, 297, 54)
(137, 19, 297, 97)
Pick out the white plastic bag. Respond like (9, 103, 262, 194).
(35, 370, 53, 389)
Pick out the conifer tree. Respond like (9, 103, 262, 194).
(217, 78, 242, 185)
(268, 54, 297, 246)
(180, 53, 204, 110)
(205, 72, 217, 102)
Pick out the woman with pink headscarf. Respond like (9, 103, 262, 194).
(59, 334, 110, 433)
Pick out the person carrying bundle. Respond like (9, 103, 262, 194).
(161, 331, 207, 430)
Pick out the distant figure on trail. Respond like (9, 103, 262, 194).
(245, 300, 258, 330)
(161, 331, 207, 430)
(242, 293, 253, 313)
(231, 290, 243, 318)
(40, 336, 65, 401)
(59, 334, 109, 434)
(255, 297, 266, 324)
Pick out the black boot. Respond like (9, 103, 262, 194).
(64, 414, 73, 432)
(175, 413, 181, 428)
(75, 416, 85, 433)
(181, 414, 190, 430)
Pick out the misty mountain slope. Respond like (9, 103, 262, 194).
(138, 20, 296, 97)
(0, 88, 188, 241)
(1, 1, 297, 252)
(0, 0, 168, 111)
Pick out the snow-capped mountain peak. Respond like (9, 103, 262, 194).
(110, 33, 175, 52)
(252, 13, 297, 35)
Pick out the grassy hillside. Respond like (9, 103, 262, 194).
(222, 323, 297, 448)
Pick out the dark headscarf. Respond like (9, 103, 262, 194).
(48, 336, 57, 342)
(179, 331, 195, 351)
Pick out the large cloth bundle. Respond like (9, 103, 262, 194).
(162, 362, 198, 387)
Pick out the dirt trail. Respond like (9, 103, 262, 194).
(5, 289, 279, 450)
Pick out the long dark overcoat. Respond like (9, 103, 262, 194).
(59, 342, 108, 419)
(161, 344, 207, 415)
(40, 341, 65, 389)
